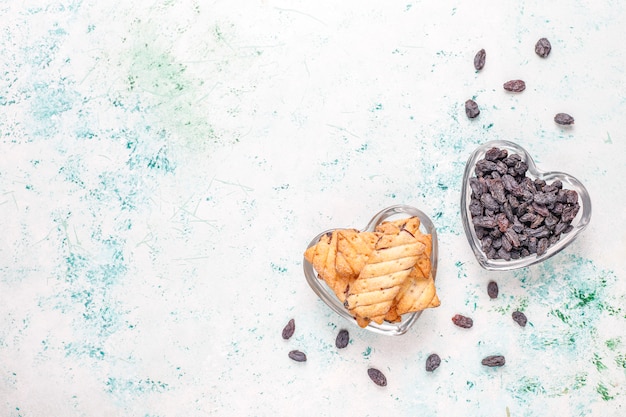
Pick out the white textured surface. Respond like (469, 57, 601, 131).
(1, 1, 625, 416)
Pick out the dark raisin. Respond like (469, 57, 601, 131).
(565, 190, 579, 205)
(367, 368, 387, 386)
(481, 236, 493, 251)
(503, 80, 526, 92)
(534, 192, 556, 206)
(425, 353, 441, 372)
(469, 198, 483, 217)
(473, 215, 497, 229)
(480, 193, 500, 212)
(288, 350, 307, 362)
(474, 48, 486, 70)
(536, 237, 549, 256)
(530, 214, 545, 229)
(335, 329, 349, 349)
(495, 213, 510, 232)
(482, 355, 506, 367)
(497, 247, 512, 260)
(514, 160, 529, 176)
(504, 228, 521, 247)
(532, 202, 550, 218)
(512, 311, 528, 327)
(544, 214, 559, 229)
(452, 314, 473, 328)
(475, 159, 499, 176)
(489, 178, 507, 203)
(485, 147, 508, 161)
(282, 318, 295, 340)
(554, 221, 568, 236)
(561, 203, 580, 223)
(465, 99, 480, 118)
(501, 234, 512, 252)
(554, 113, 575, 125)
(487, 281, 499, 299)
(535, 37, 552, 58)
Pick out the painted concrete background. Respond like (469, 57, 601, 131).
(1, 0, 625, 416)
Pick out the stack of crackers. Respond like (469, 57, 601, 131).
(304, 216, 440, 328)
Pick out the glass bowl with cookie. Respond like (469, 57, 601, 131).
(461, 140, 592, 271)
(303, 204, 439, 336)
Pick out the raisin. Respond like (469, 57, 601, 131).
(475, 159, 499, 175)
(504, 228, 521, 247)
(495, 213, 510, 232)
(512, 311, 527, 327)
(554, 113, 575, 125)
(565, 190, 579, 205)
(367, 368, 387, 386)
(335, 329, 349, 349)
(452, 314, 473, 328)
(481, 355, 506, 367)
(485, 147, 508, 161)
(503, 80, 526, 92)
(469, 198, 483, 217)
(561, 203, 580, 222)
(535, 37, 552, 58)
(282, 318, 295, 340)
(489, 178, 507, 203)
(487, 281, 499, 299)
(288, 350, 307, 362)
(472, 215, 497, 229)
(425, 353, 441, 372)
(497, 247, 511, 260)
(465, 99, 480, 118)
(536, 237, 549, 256)
(474, 48, 486, 70)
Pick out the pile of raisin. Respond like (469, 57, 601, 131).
(468, 147, 580, 260)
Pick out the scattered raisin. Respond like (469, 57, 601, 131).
(481, 355, 506, 367)
(288, 350, 307, 362)
(367, 368, 387, 386)
(535, 38, 552, 58)
(465, 99, 480, 118)
(335, 329, 349, 349)
(474, 48, 486, 70)
(425, 354, 441, 372)
(487, 281, 499, 299)
(554, 113, 575, 125)
(282, 318, 295, 340)
(452, 314, 474, 328)
(503, 80, 526, 92)
(512, 311, 528, 327)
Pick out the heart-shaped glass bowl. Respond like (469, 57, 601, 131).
(303, 204, 438, 336)
(461, 140, 592, 271)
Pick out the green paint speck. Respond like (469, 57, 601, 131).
(596, 383, 614, 401)
(605, 338, 620, 350)
(550, 309, 569, 324)
(592, 353, 607, 371)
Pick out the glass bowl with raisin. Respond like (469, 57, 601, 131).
(461, 140, 592, 271)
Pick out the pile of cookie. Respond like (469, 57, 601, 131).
(304, 216, 440, 328)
